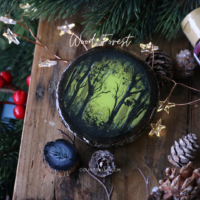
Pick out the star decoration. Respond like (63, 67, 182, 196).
(140, 42, 158, 53)
(157, 98, 175, 114)
(149, 119, 166, 137)
(92, 37, 109, 48)
(19, 3, 31, 9)
(0, 16, 16, 25)
(19, 3, 37, 13)
(3, 29, 20, 45)
(38, 60, 57, 68)
(57, 21, 75, 36)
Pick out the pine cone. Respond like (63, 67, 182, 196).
(148, 187, 166, 200)
(145, 50, 173, 88)
(168, 133, 199, 167)
(174, 50, 197, 79)
(149, 162, 200, 200)
(88, 150, 116, 177)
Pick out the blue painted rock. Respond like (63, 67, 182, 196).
(56, 47, 159, 147)
(43, 139, 80, 176)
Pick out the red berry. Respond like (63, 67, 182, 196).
(0, 71, 12, 84)
(0, 76, 6, 88)
(26, 75, 31, 87)
(13, 90, 27, 105)
(13, 105, 26, 119)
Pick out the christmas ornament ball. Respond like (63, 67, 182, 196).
(26, 75, 31, 87)
(13, 105, 26, 119)
(13, 90, 27, 105)
(0, 71, 12, 84)
(0, 76, 6, 88)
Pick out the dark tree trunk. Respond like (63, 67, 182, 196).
(106, 73, 138, 125)
(67, 63, 93, 107)
(64, 67, 78, 94)
(120, 92, 148, 132)
(78, 91, 93, 117)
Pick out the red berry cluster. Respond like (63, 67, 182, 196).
(0, 71, 31, 119)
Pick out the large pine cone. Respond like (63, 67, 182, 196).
(149, 162, 200, 200)
(145, 50, 173, 88)
(174, 50, 197, 79)
(168, 133, 199, 168)
(148, 187, 173, 200)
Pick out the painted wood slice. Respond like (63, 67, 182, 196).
(56, 47, 159, 147)
(43, 139, 79, 171)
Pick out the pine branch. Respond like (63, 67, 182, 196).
(0, 146, 19, 158)
(3, 0, 197, 42)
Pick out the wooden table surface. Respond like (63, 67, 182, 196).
(13, 16, 200, 200)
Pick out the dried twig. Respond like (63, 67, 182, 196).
(151, 43, 154, 69)
(0, 88, 15, 94)
(137, 167, 149, 200)
(5, 195, 10, 200)
(83, 168, 114, 200)
(57, 129, 74, 144)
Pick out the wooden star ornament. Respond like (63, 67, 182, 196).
(157, 99, 175, 114)
(149, 119, 166, 137)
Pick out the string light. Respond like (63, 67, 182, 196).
(19, 3, 37, 13)
(140, 42, 158, 53)
(3, 29, 20, 45)
(157, 98, 175, 114)
(0, 17, 16, 25)
(149, 119, 166, 137)
(38, 60, 57, 68)
(57, 21, 75, 36)
(92, 37, 109, 48)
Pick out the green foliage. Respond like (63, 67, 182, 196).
(0, 5, 38, 199)
(0, 0, 22, 15)
(0, 41, 35, 92)
(1, 0, 199, 43)
(0, 118, 23, 200)
(0, 7, 38, 99)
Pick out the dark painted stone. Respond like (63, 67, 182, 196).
(43, 139, 79, 171)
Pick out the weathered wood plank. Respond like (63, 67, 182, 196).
(13, 15, 199, 200)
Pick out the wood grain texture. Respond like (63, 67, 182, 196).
(13, 15, 200, 200)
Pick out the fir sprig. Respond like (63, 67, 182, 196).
(0, 0, 198, 43)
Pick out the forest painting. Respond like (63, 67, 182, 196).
(57, 48, 158, 146)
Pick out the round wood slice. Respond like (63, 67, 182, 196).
(56, 47, 159, 147)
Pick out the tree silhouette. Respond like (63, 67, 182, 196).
(106, 68, 144, 126)
(77, 63, 111, 117)
(66, 62, 94, 108)
(120, 91, 150, 133)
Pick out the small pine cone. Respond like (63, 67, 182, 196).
(145, 50, 173, 88)
(88, 150, 116, 177)
(174, 50, 197, 79)
(168, 133, 199, 167)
